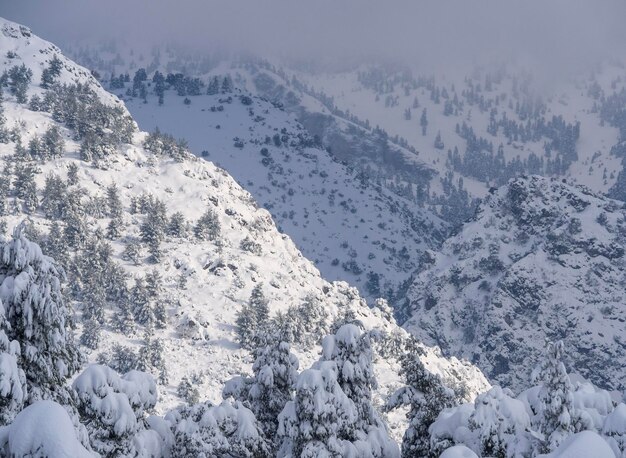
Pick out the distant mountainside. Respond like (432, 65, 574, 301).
(0, 17, 489, 422)
(402, 175, 626, 392)
(62, 47, 449, 302)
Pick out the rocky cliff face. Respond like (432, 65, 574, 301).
(403, 175, 626, 391)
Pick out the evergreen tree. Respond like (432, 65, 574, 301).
(67, 162, 79, 185)
(13, 162, 38, 214)
(531, 340, 584, 454)
(420, 108, 428, 136)
(236, 284, 270, 350)
(0, 94, 10, 143)
(40, 55, 62, 89)
(0, 162, 12, 216)
(277, 363, 357, 457)
(221, 75, 233, 93)
(140, 198, 167, 262)
(168, 211, 187, 237)
(106, 182, 123, 218)
(42, 125, 65, 159)
(224, 337, 299, 449)
(131, 277, 153, 326)
(194, 206, 220, 241)
(7, 64, 33, 103)
(386, 337, 455, 458)
(41, 172, 67, 219)
(0, 224, 83, 404)
(207, 76, 220, 95)
(320, 324, 380, 432)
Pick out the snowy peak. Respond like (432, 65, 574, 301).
(1, 18, 122, 108)
(404, 175, 626, 391)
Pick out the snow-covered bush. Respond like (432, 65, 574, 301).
(166, 399, 271, 457)
(0, 400, 95, 457)
(73, 364, 158, 456)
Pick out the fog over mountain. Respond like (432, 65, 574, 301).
(4, 0, 626, 79)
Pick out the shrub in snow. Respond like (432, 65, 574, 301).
(603, 403, 626, 457)
(439, 445, 479, 458)
(0, 400, 95, 457)
(0, 224, 82, 404)
(540, 430, 615, 458)
(73, 364, 158, 457)
(166, 399, 271, 457)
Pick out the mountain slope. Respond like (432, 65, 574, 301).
(402, 175, 626, 391)
(0, 17, 489, 422)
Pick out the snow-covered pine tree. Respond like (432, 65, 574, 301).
(318, 323, 399, 457)
(140, 198, 167, 263)
(277, 363, 356, 458)
(236, 300, 257, 350)
(467, 385, 532, 458)
(131, 276, 153, 326)
(0, 224, 83, 404)
(7, 64, 32, 104)
(0, 328, 27, 425)
(223, 336, 299, 449)
(320, 324, 379, 430)
(207, 76, 220, 96)
(531, 340, 585, 454)
(386, 337, 455, 458)
(168, 211, 187, 238)
(194, 206, 221, 241)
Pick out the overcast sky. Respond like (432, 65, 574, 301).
(3, 0, 626, 79)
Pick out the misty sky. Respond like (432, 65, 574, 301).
(2, 0, 626, 79)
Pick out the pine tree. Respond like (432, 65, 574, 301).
(0, 94, 10, 144)
(140, 198, 167, 262)
(168, 211, 187, 237)
(207, 76, 220, 95)
(42, 125, 65, 159)
(14, 162, 38, 214)
(277, 364, 356, 457)
(386, 337, 455, 458)
(236, 300, 257, 350)
(0, 329, 27, 425)
(67, 162, 79, 185)
(420, 108, 428, 136)
(320, 324, 380, 431)
(131, 277, 153, 326)
(531, 340, 584, 454)
(106, 182, 123, 218)
(224, 336, 299, 449)
(40, 55, 62, 89)
(8, 64, 33, 103)
(194, 206, 221, 241)
(0, 224, 83, 404)
(221, 75, 233, 93)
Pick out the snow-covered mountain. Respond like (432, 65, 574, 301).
(62, 46, 448, 300)
(402, 174, 626, 392)
(0, 17, 489, 423)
